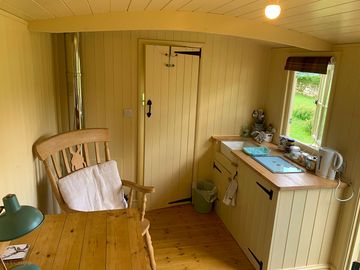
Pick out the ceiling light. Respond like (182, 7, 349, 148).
(265, 4, 281, 20)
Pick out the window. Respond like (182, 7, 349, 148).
(283, 62, 335, 148)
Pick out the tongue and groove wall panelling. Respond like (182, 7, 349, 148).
(79, 30, 271, 183)
(196, 34, 270, 180)
(326, 45, 360, 269)
(0, 10, 58, 212)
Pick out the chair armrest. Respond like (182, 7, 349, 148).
(122, 179, 155, 194)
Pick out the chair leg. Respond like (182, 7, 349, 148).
(145, 230, 156, 270)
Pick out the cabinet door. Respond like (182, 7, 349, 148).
(226, 163, 248, 248)
(248, 175, 277, 270)
(237, 161, 277, 270)
(212, 160, 233, 228)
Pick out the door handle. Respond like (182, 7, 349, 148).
(256, 181, 273, 200)
(213, 162, 222, 173)
(147, 99, 152, 118)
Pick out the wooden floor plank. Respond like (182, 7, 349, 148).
(147, 205, 255, 270)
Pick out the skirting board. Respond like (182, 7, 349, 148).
(282, 264, 335, 270)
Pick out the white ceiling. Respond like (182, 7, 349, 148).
(1, 0, 360, 45)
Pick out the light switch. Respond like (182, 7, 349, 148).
(123, 108, 133, 118)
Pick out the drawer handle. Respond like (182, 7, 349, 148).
(213, 162, 222, 173)
(256, 181, 273, 200)
(248, 248, 263, 270)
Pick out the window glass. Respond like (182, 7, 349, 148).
(286, 65, 334, 147)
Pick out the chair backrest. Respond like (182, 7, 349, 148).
(34, 128, 111, 212)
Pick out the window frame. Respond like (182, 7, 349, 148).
(312, 64, 335, 146)
(281, 62, 338, 153)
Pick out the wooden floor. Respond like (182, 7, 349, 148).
(146, 205, 255, 270)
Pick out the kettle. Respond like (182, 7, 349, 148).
(316, 147, 343, 180)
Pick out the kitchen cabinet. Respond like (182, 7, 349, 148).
(212, 151, 276, 267)
(237, 160, 277, 270)
(212, 140, 341, 270)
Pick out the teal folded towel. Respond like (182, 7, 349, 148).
(243, 147, 270, 156)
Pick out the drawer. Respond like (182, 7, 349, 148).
(215, 151, 238, 177)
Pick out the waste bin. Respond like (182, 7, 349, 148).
(193, 180, 217, 213)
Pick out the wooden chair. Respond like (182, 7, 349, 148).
(34, 128, 156, 269)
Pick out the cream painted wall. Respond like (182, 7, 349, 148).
(0, 11, 58, 213)
(27, 11, 331, 52)
(264, 45, 360, 270)
(74, 31, 270, 184)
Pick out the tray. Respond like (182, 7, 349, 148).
(252, 156, 304, 174)
(243, 146, 270, 156)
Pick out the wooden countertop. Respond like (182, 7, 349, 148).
(212, 135, 342, 191)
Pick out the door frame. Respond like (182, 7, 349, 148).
(137, 39, 204, 189)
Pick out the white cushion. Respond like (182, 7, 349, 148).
(58, 160, 128, 211)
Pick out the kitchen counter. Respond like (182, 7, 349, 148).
(212, 135, 343, 191)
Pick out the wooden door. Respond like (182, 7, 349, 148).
(144, 45, 200, 210)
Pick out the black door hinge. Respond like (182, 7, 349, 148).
(174, 50, 201, 57)
(248, 248, 263, 270)
(168, 197, 192, 204)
